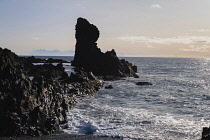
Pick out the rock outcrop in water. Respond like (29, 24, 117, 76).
(202, 127, 210, 140)
(21, 56, 69, 64)
(136, 82, 152, 86)
(72, 18, 138, 80)
(0, 48, 102, 137)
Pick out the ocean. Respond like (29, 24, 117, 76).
(36, 56, 210, 140)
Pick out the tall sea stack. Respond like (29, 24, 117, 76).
(72, 18, 138, 79)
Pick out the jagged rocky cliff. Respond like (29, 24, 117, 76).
(0, 48, 102, 136)
(72, 18, 138, 80)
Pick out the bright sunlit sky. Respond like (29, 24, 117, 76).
(1, 0, 210, 57)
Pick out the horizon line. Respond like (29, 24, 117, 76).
(18, 55, 210, 59)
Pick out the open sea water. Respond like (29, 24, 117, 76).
(36, 56, 210, 139)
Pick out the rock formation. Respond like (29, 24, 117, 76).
(105, 85, 113, 89)
(72, 18, 138, 79)
(0, 17, 138, 137)
(21, 56, 69, 64)
(136, 82, 152, 86)
(202, 127, 210, 140)
(0, 48, 102, 136)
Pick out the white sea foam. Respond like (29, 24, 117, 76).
(63, 64, 76, 75)
(60, 57, 210, 139)
(33, 63, 45, 65)
(29, 76, 34, 80)
(63, 113, 99, 134)
(64, 101, 208, 139)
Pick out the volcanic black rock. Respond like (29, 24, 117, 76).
(136, 82, 152, 86)
(72, 18, 138, 79)
(202, 127, 210, 140)
(0, 48, 75, 136)
(105, 85, 113, 89)
(21, 56, 69, 64)
(0, 48, 102, 137)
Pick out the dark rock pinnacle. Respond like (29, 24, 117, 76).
(72, 17, 139, 79)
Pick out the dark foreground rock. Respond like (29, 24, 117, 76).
(0, 48, 102, 137)
(72, 18, 138, 80)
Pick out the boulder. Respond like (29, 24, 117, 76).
(105, 85, 113, 89)
(202, 127, 210, 140)
(71, 18, 138, 80)
(136, 82, 152, 86)
(134, 74, 140, 78)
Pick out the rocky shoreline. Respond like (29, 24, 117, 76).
(0, 18, 138, 138)
(1, 17, 207, 140)
(1, 132, 121, 140)
(0, 48, 103, 137)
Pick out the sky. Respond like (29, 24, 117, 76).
(1, 0, 210, 58)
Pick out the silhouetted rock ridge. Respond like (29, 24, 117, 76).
(72, 17, 138, 79)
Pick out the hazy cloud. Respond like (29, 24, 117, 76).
(196, 29, 210, 32)
(32, 37, 40, 40)
(32, 49, 74, 56)
(181, 45, 210, 52)
(117, 36, 210, 45)
(117, 35, 210, 53)
(151, 4, 162, 9)
(146, 45, 156, 48)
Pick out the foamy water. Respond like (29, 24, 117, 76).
(34, 57, 210, 140)
(62, 78, 210, 139)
